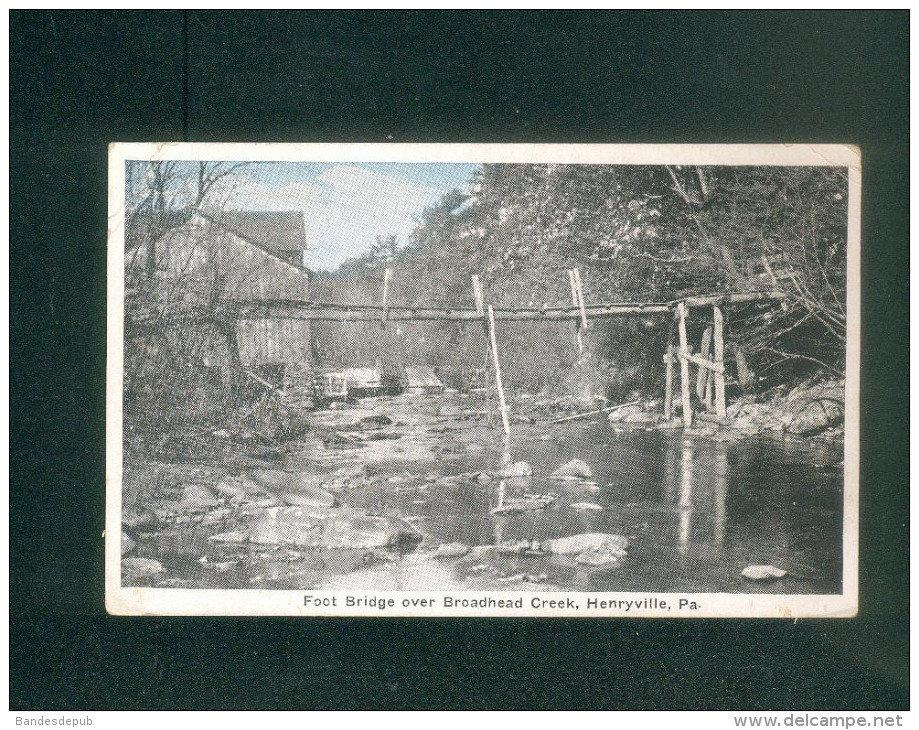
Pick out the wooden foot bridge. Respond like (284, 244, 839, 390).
(228, 268, 784, 435)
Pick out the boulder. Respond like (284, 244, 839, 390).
(251, 469, 336, 508)
(122, 557, 164, 577)
(178, 484, 220, 512)
(498, 461, 532, 478)
(438, 405, 462, 417)
(550, 459, 593, 479)
(120, 532, 135, 556)
(546, 532, 629, 555)
(214, 475, 263, 500)
(741, 565, 788, 581)
(496, 539, 545, 555)
(433, 542, 470, 559)
(249, 506, 422, 550)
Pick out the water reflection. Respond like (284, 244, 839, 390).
(665, 439, 729, 557)
(679, 443, 694, 554)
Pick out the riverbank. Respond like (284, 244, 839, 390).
(511, 375, 845, 443)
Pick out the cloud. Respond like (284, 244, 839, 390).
(223, 164, 450, 270)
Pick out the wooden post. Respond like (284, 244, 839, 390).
(677, 302, 692, 427)
(471, 274, 486, 330)
(696, 326, 712, 403)
(381, 267, 392, 327)
(713, 304, 727, 418)
(704, 367, 714, 412)
(567, 270, 584, 355)
(573, 268, 589, 329)
(487, 305, 511, 435)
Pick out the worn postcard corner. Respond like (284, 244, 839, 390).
(106, 143, 859, 618)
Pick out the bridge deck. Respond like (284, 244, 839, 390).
(231, 290, 783, 322)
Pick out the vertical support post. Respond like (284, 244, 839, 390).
(567, 270, 584, 355)
(664, 320, 676, 420)
(381, 267, 392, 327)
(677, 301, 692, 428)
(696, 326, 712, 403)
(487, 305, 511, 435)
(713, 304, 727, 418)
(704, 368, 714, 412)
(472, 274, 486, 329)
(573, 268, 589, 329)
(663, 346, 674, 421)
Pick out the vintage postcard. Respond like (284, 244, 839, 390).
(106, 143, 860, 617)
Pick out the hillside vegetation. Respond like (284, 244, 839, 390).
(313, 163, 848, 401)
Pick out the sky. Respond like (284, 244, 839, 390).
(222, 162, 480, 271)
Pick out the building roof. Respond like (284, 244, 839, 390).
(127, 209, 306, 260)
(207, 210, 306, 257)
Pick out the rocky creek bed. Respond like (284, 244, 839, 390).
(121, 386, 845, 594)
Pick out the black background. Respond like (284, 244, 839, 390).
(10, 10, 909, 710)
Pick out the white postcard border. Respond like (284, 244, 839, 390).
(105, 143, 861, 618)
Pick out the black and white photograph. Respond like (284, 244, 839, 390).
(106, 143, 859, 617)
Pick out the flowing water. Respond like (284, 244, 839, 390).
(129, 393, 844, 594)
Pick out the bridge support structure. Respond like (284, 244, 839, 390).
(217, 273, 782, 432)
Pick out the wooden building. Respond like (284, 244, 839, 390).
(126, 210, 313, 368)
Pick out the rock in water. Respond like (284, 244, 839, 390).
(550, 459, 593, 479)
(120, 532, 135, 556)
(574, 544, 627, 566)
(741, 565, 787, 581)
(498, 461, 532, 478)
(570, 502, 603, 511)
(358, 415, 393, 430)
(491, 495, 556, 514)
(249, 506, 422, 550)
(251, 469, 336, 508)
(433, 542, 470, 559)
(122, 557, 164, 577)
(178, 484, 220, 511)
(546, 533, 629, 555)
